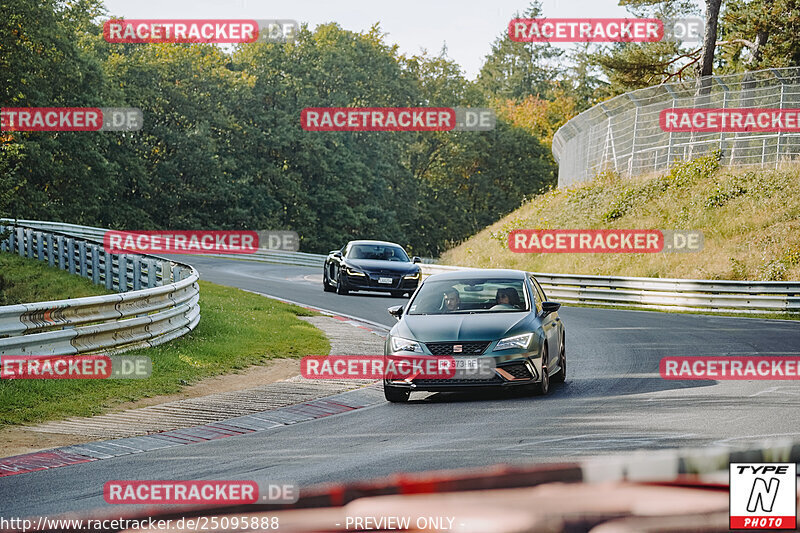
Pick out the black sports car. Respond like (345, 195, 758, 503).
(383, 269, 566, 402)
(323, 240, 422, 297)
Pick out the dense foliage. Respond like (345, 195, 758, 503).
(0, 1, 555, 256)
(2, 0, 798, 255)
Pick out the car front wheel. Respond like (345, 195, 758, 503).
(536, 345, 550, 395)
(323, 267, 335, 292)
(336, 272, 349, 295)
(552, 333, 566, 383)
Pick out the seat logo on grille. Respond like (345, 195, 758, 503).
(453, 345, 462, 353)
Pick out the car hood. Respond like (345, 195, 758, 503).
(397, 313, 530, 343)
(346, 258, 418, 274)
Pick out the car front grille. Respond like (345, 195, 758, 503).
(425, 341, 490, 356)
(413, 375, 504, 386)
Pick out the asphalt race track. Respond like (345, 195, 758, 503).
(3, 255, 800, 517)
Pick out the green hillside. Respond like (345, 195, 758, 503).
(441, 153, 800, 282)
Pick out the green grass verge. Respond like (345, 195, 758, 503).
(0, 278, 329, 427)
(0, 253, 112, 305)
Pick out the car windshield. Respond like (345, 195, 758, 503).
(407, 278, 529, 314)
(347, 244, 410, 262)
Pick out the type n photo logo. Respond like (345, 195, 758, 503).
(730, 463, 797, 529)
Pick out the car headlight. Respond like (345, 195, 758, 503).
(390, 336, 424, 353)
(345, 267, 366, 276)
(403, 271, 421, 279)
(495, 333, 533, 351)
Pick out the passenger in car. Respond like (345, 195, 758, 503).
(491, 288, 521, 310)
(505, 288, 522, 308)
(495, 289, 510, 306)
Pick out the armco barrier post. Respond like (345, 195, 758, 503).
(46, 233, 54, 267)
(67, 238, 76, 274)
(55, 235, 64, 269)
(25, 228, 33, 258)
(104, 251, 113, 290)
(78, 241, 87, 277)
(161, 261, 170, 285)
(16, 227, 24, 257)
(147, 259, 157, 288)
(91, 246, 100, 285)
(118, 255, 127, 292)
(149, 260, 155, 285)
(35, 231, 44, 261)
(133, 259, 141, 291)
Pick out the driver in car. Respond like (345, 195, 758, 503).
(442, 288, 461, 312)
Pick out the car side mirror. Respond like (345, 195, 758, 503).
(333, 251, 342, 259)
(388, 305, 404, 320)
(541, 301, 561, 315)
(412, 256, 421, 264)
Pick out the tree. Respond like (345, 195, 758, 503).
(0, 0, 115, 223)
(2, 5, 560, 256)
(493, 94, 579, 149)
(563, 43, 611, 111)
(698, 0, 723, 77)
(592, 0, 706, 92)
(719, 0, 800, 71)
(477, 1, 563, 100)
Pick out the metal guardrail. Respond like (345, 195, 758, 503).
(190, 249, 800, 315)
(3, 221, 436, 267)
(0, 220, 200, 356)
(552, 67, 800, 187)
(5, 220, 796, 326)
(224, 250, 326, 268)
(421, 264, 800, 314)
(4, 219, 108, 243)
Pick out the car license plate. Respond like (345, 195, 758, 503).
(378, 277, 393, 284)
(438, 358, 479, 371)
